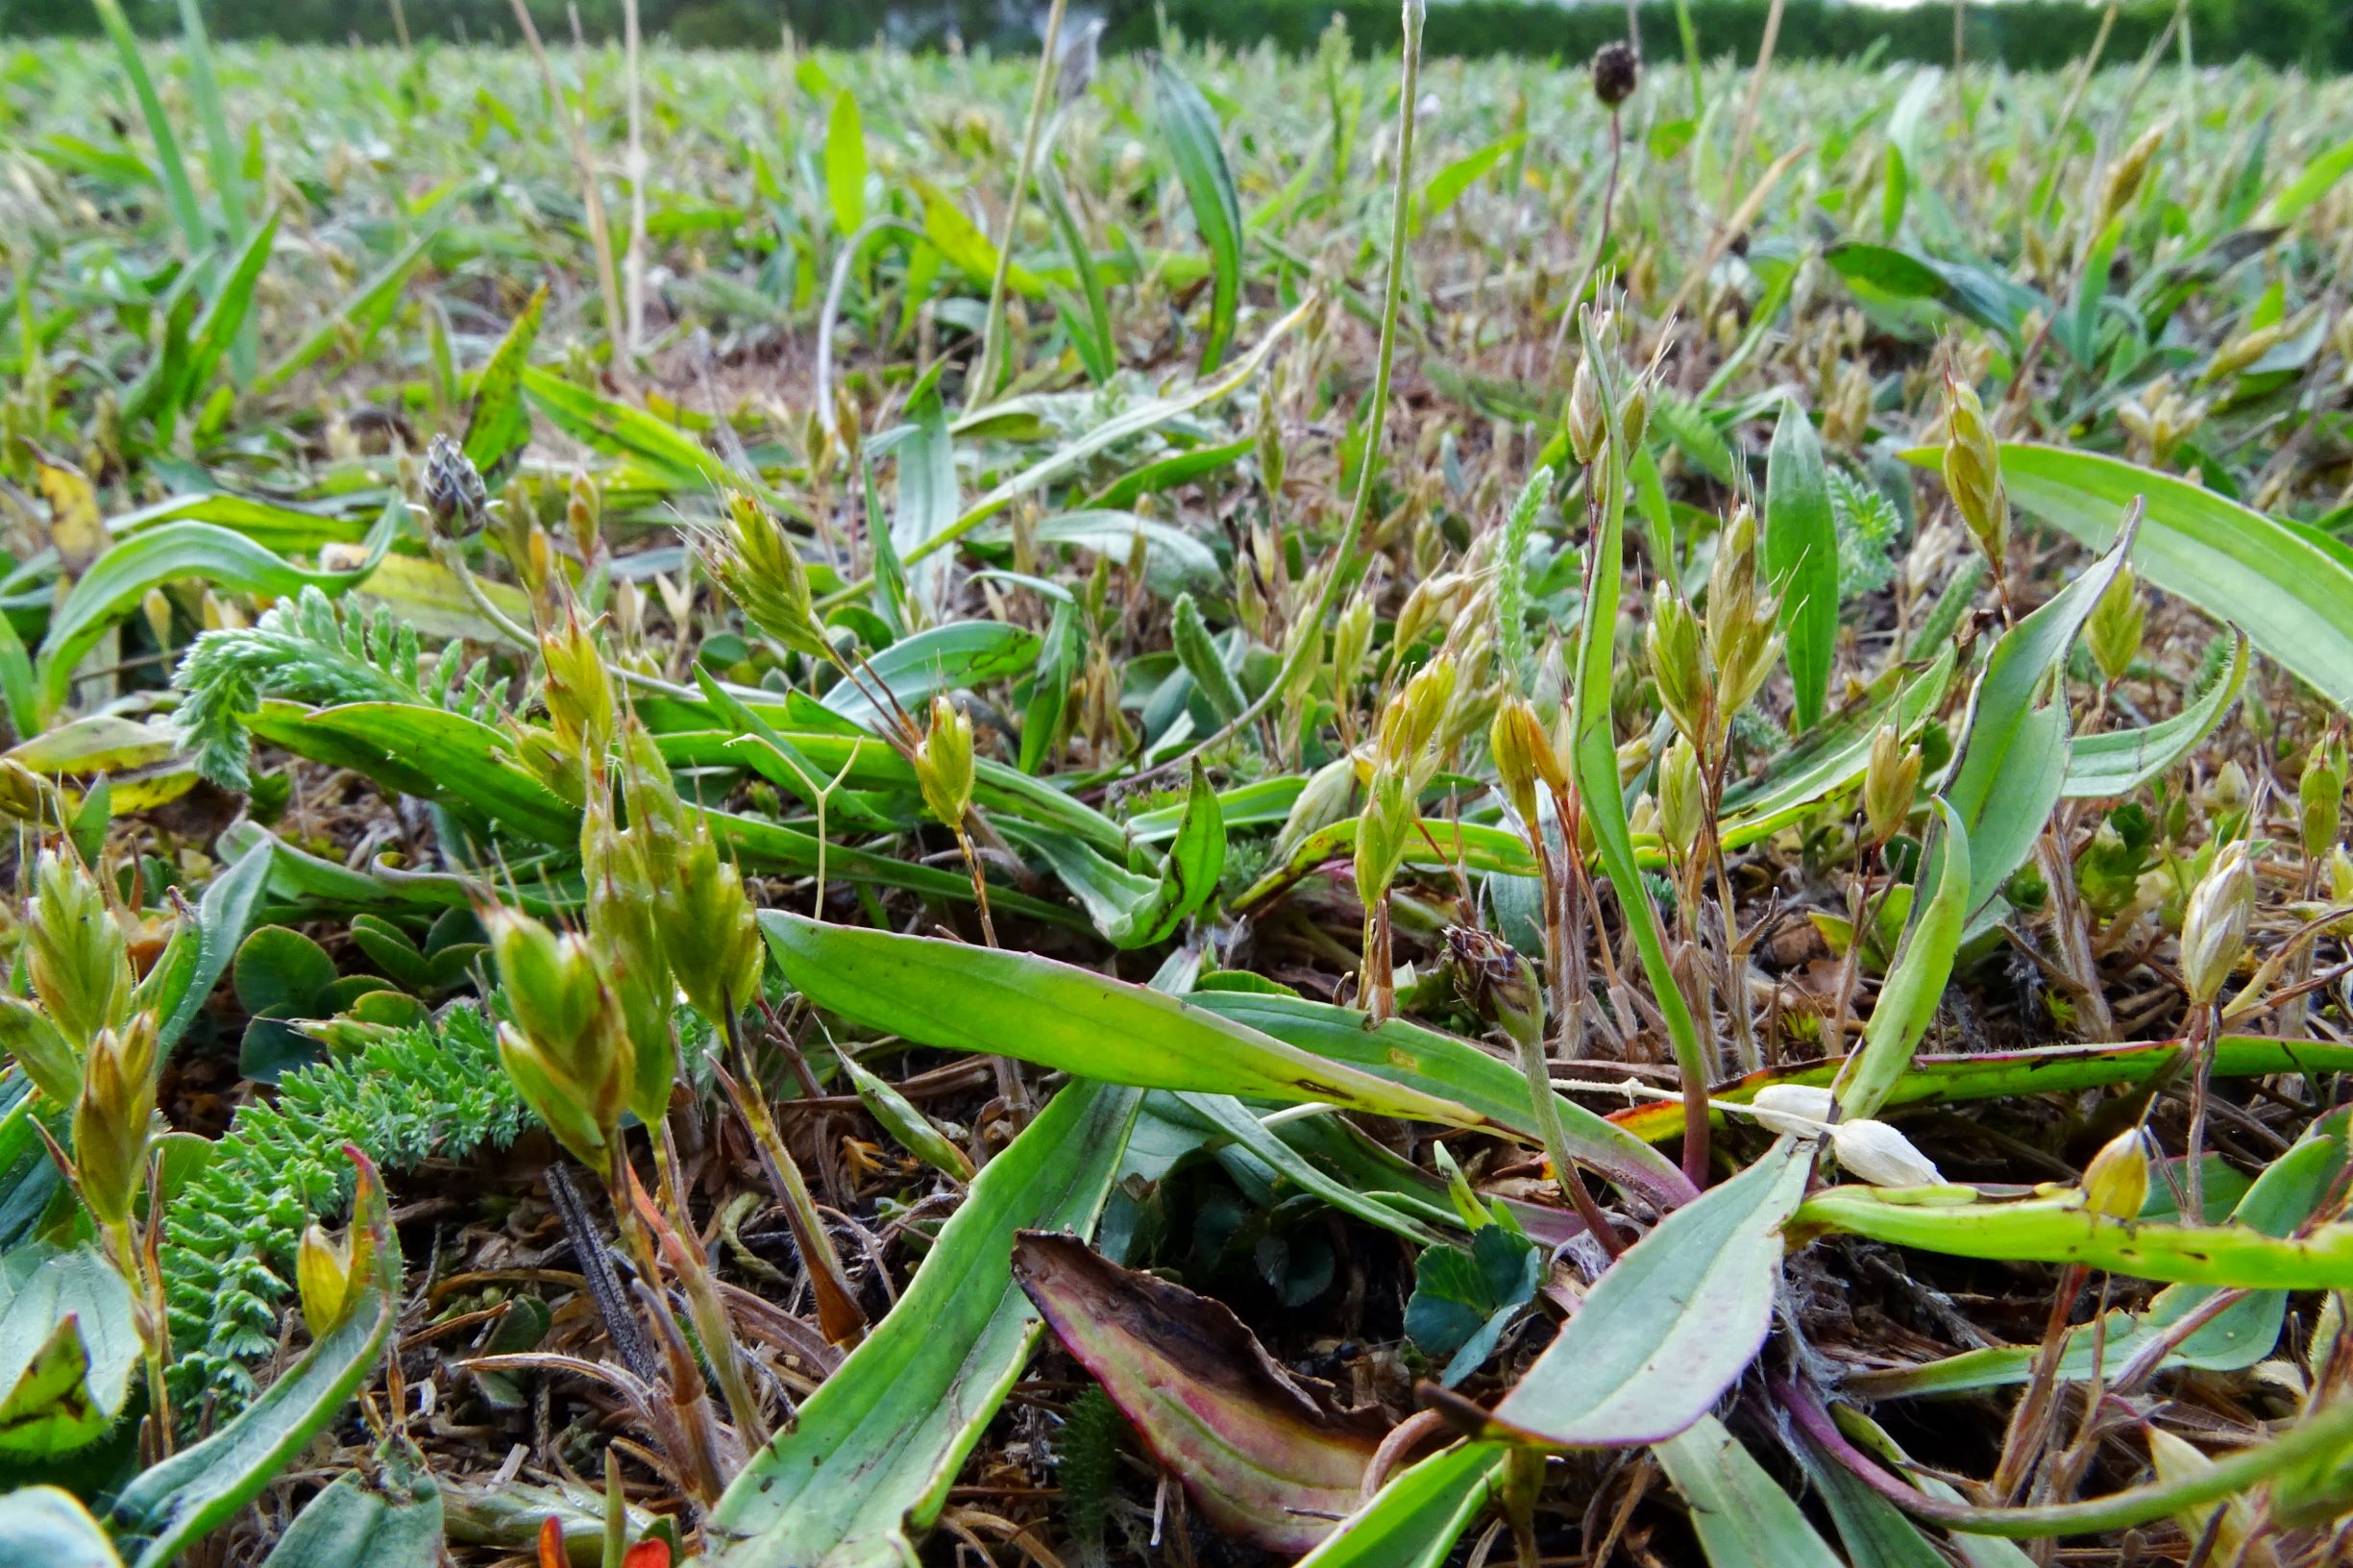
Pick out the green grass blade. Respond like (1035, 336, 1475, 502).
(1150, 58, 1245, 372)
(1838, 799, 1968, 1122)
(87, 0, 207, 253)
(1653, 1416, 1845, 1568)
(1764, 394, 1839, 730)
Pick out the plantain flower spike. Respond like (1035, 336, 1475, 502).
(1862, 725, 1922, 846)
(29, 848, 133, 1052)
(915, 695, 976, 829)
(2081, 1127, 2152, 1221)
(701, 490, 828, 661)
(2179, 840, 2256, 1007)
(1941, 373, 2008, 577)
(485, 906, 635, 1169)
(73, 1012, 159, 1232)
(1448, 925, 1545, 1053)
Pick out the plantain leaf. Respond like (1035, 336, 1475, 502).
(703, 1081, 1142, 1568)
(38, 502, 395, 714)
(1764, 396, 1839, 730)
(1476, 1138, 1811, 1448)
(761, 914, 1487, 1126)
(0, 1486, 123, 1568)
(257, 1451, 443, 1568)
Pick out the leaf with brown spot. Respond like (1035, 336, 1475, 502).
(1012, 1231, 1388, 1553)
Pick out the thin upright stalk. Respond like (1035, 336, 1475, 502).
(623, 0, 648, 356)
(971, 0, 1068, 404)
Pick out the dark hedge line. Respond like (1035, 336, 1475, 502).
(2, 0, 2346, 71)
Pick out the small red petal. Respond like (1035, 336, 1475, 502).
(623, 1541, 673, 1568)
(537, 1516, 566, 1568)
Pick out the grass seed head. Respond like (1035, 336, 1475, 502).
(1862, 725, 1922, 846)
(2081, 1127, 2153, 1221)
(2180, 840, 2256, 1006)
(485, 906, 635, 1167)
(1940, 372, 2008, 576)
(916, 695, 976, 828)
(29, 848, 132, 1052)
(72, 1011, 158, 1231)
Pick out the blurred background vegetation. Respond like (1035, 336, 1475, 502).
(1, 0, 2348, 71)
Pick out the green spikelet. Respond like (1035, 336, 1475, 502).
(162, 1007, 531, 1412)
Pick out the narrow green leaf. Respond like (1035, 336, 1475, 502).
(2065, 631, 2248, 798)
(1764, 395, 1839, 730)
(761, 914, 1488, 1127)
(1151, 60, 1246, 371)
(1654, 1416, 1845, 1568)
(38, 504, 393, 714)
(1607, 1035, 2353, 1143)
(1195, 990, 1695, 1211)
(1907, 443, 2353, 710)
(1793, 1183, 2353, 1288)
(462, 285, 546, 478)
(1291, 1441, 1506, 1568)
(1942, 531, 2129, 918)
(1838, 800, 1968, 1122)
(825, 91, 868, 237)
